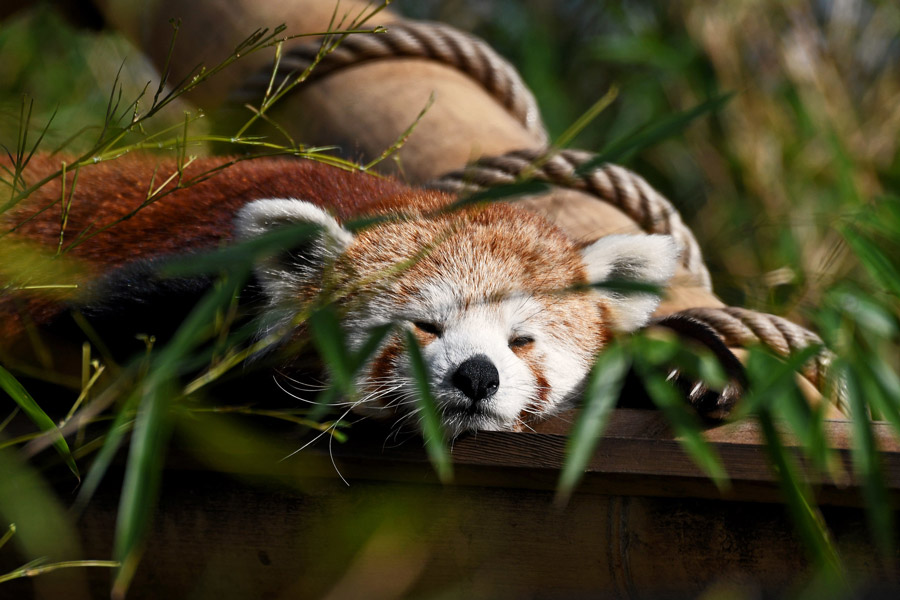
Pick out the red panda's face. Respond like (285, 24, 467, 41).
(235, 198, 679, 435)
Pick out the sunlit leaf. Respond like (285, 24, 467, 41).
(577, 93, 734, 170)
(442, 181, 551, 212)
(557, 343, 629, 503)
(842, 361, 895, 557)
(637, 362, 728, 488)
(0, 365, 79, 480)
(111, 375, 175, 599)
(403, 330, 452, 484)
(309, 306, 353, 395)
(841, 226, 900, 298)
(757, 411, 844, 578)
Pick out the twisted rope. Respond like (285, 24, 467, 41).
(234, 21, 547, 143)
(672, 307, 843, 409)
(428, 148, 713, 291)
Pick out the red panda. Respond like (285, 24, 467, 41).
(1, 154, 679, 434)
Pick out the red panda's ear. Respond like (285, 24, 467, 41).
(579, 234, 679, 333)
(234, 199, 354, 304)
(234, 198, 353, 250)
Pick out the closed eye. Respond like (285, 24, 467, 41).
(413, 321, 443, 336)
(509, 335, 535, 349)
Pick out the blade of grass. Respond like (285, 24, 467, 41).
(576, 92, 734, 171)
(71, 389, 138, 515)
(865, 355, 900, 438)
(842, 360, 895, 557)
(550, 85, 619, 150)
(0, 365, 79, 480)
(556, 343, 629, 504)
(738, 346, 838, 477)
(162, 222, 322, 277)
(111, 270, 246, 598)
(442, 181, 551, 213)
(309, 306, 353, 395)
(841, 226, 900, 298)
(309, 321, 396, 421)
(0, 559, 119, 585)
(0, 523, 14, 551)
(111, 376, 175, 600)
(730, 345, 823, 420)
(403, 330, 452, 483)
(634, 359, 728, 489)
(757, 410, 845, 579)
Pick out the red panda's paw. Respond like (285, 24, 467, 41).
(649, 314, 748, 420)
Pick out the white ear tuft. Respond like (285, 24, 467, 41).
(580, 234, 680, 332)
(234, 198, 353, 250)
(233, 199, 354, 329)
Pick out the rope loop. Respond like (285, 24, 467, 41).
(234, 20, 548, 143)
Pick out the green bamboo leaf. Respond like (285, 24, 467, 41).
(403, 330, 452, 483)
(589, 278, 664, 297)
(443, 181, 551, 212)
(163, 223, 321, 277)
(841, 226, 900, 298)
(557, 343, 629, 503)
(308, 321, 394, 420)
(0, 450, 86, 591)
(775, 381, 833, 475)
(0, 365, 79, 480)
(830, 289, 898, 338)
(842, 361, 895, 557)
(576, 92, 734, 171)
(865, 355, 900, 439)
(732, 345, 823, 420)
(738, 346, 838, 475)
(72, 391, 138, 515)
(111, 375, 175, 599)
(309, 306, 353, 394)
(157, 272, 249, 369)
(551, 85, 619, 149)
(757, 410, 845, 578)
(75, 274, 243, 513)
(634, 333, 729, 389)
(637, 363, 728, 488)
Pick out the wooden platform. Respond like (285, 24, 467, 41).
(8, 409, 900, 599)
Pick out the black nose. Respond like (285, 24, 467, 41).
(451, 355, 500, 403)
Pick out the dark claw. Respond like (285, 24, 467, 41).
(650, 315, 748, 420)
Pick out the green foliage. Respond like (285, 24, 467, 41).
(556, 342, 627, 503)
(0, 365, 78, 479)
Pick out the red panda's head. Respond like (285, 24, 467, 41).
(235, 198, 679, 435)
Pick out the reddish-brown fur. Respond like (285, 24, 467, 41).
(0, 154, 451, 341)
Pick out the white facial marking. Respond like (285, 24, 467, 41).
(235, 203, 681, 435)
